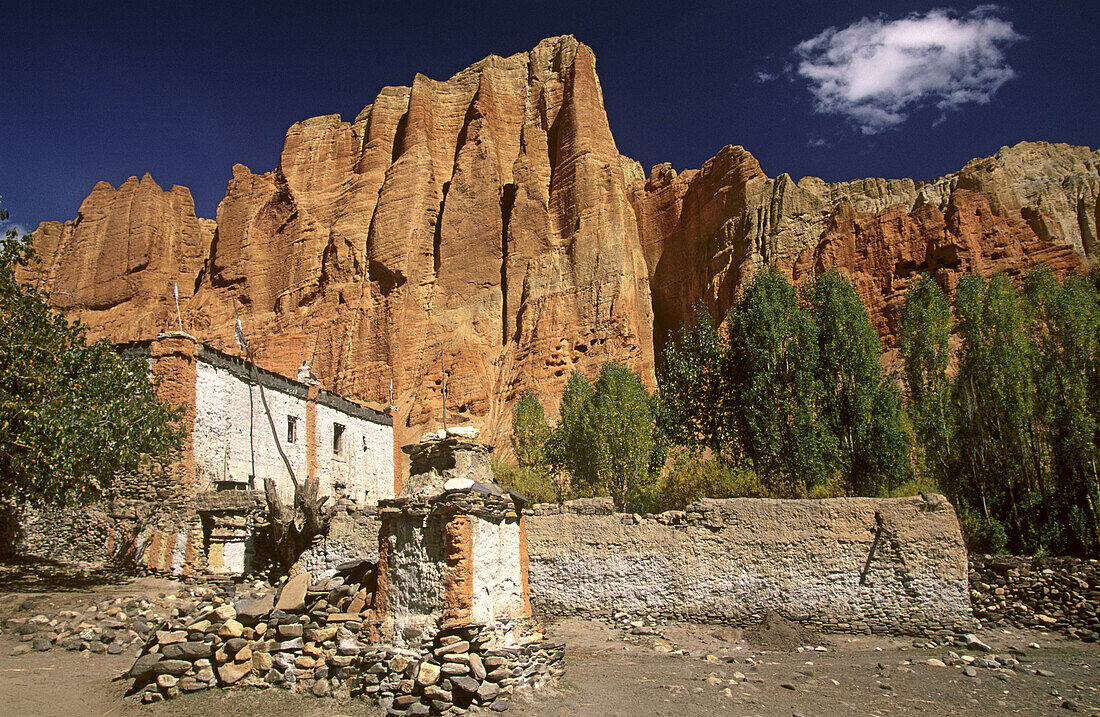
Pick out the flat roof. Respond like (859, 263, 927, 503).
(116, 339, 392, 427)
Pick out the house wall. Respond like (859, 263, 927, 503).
(190, 351, 394, 504)
(193, 359, 308, 499)
(314, 396, 395, 504)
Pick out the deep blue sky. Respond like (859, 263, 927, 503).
(2, 1, 1096, 232)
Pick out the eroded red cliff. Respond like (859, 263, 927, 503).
(21, 37, 1100, 452)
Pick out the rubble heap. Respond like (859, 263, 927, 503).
(970, 554, 1100, 641)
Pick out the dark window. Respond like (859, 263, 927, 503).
(333, 423, 345, 455)
(287, 415, 298, 444)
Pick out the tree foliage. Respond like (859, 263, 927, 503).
(548, 363, 657, 511)
(656, 267, 907, 498)
(0, 210, 182, 508)
(900, 269, 1100, 555)
(546, 370, 599, 490)
(511, 388, 551, 467)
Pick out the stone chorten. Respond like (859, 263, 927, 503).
(370, 428, 533, 646)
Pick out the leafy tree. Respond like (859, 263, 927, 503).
(653, 304, 730, 458)
(655, 267, 906, 498)
(546, 370, 598, 490)
(511, 388, 551, 467)
(898, 274, 954, 491)
(491, 459, 560, 504)
(726, 266, 834, 496)
(0, 209, 182, 509)
(898, 274, 952, 401)
(800, 270, 907, 496)
(549, 363, 657, 511)
(950, 273, 1040, 550)
(644, 451, 770, 512)
(589, 362, 658, 510)
(1024, 268, 1100, 553)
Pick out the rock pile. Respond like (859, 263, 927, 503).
(125, 562, 564, 712)
(969, 554, 1100, 641)
(0, 586, 229, 657)
(127, 559, 377, 702)
(353, 623, 564, 715)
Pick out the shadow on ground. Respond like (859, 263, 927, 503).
(0, 558, 131, 593)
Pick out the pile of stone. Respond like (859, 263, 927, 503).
(969, 554, 1100, 641)
(1, 586, 233, 657)
(128, 559, 376, 702)
(351, 623, 564, 715)
(125, 563, 564, 713)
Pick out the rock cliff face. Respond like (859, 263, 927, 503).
(22, 174, 214, 339)
(21, 36, 1100, 451)
(25, 37, 655, 453)
(630, 142, 1097, 354)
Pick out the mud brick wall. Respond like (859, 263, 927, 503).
(525, 495, 976, 635)
(969, 554, 1100, 641)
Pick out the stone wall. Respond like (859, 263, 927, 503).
(9, 504, 116, 565)
(969, 554, 1100, 641)
(293, 507, 382, 577)
(525, 495, 976, 635)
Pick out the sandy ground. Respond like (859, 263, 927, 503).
(1, 569, 1097, 716)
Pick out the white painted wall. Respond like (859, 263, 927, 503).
(191, 359, 393, 504)
(471, 517, 525, 625)
(314, 400, 395, 504)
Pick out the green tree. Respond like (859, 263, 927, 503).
(898, 274, 952, 401)
(655, 267, 906, 498)
(898, 274, 954, 492)
(727, 266, 834, 496)
(1024, 268, 1100, 553)
(589, 362, 657, 510)
(951, 273, 1040, 550)
(549, 363, 657, 511)
(0, 210, 182, 509)
(645, 451, 770, 512)
(511, 388, 551, 467)
(491, 459, 560, 505)
(653, 304, 730, 458)
(800, 270, 907, 496)
(547, 370, 598, 490)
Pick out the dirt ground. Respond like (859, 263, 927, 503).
(1, 569, 1097, 717)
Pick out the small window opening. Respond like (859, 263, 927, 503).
(287, 415, 298, 444)
(333, 423, 345, 455)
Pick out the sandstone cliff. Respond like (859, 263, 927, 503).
(20, 36, 1100, 453)
(24, 37, 655, 453)
(23, 174, 214, 338)
(630, 141, 1096, 354)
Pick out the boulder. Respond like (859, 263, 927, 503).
(275, 573, 311, 613)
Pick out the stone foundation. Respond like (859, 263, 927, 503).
(969, 554, 1100, 641)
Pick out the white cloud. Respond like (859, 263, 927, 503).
(794, 6, 1023, 133)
